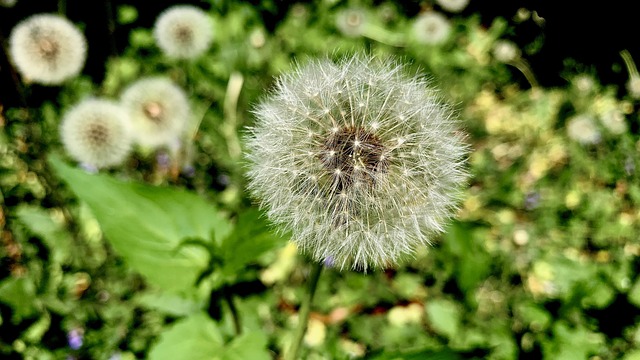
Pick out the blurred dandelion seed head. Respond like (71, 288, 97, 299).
(153, 5, 213, 60)
(335, 8, 367, 37)
(435, 0, 470, 13)
(566, 114, 601, 145)
(626, 76, 640, 99)
(245, 54, 469, 270)
(492, 40, 520, 63)
(412, 12, 452, 45)
(120, 77, 190, 149)
(9, 14, 87, 85)
(60, 99, 133, 169)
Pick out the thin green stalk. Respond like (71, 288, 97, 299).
(223, 288, 242, 336)
(285, 262, 323, 360)
(620, 49, 639, 77)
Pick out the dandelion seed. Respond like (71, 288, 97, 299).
(61, 99, 132, 169)
(435, 0, 470, 13)
(120, 77, 190, 148)
(153, 5, 213, 60)
(9, 14, 87, 85)
(245, 54, 469, 270)
(599, 108, 627, 135)
(566, 114, 600, 145)
(492, 39, 520, 63)
(335, 7, 367, 38)
(411, 12, 452, 45)
(572, 74, 596, 94)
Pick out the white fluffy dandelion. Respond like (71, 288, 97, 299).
(492, 39, 521, 63)
(626, 76, 640, 99)
(435, 0, 470, 13)
(60, 99, 133, 169)
(245, 55, 469, 270)
(9, 14, 87, 85)
(153, 5, 214, 60)
(566, 115, 601, 145)
(335, 7, 367, 37)
(120, 77, 190, 148)
(411, 12, 452, 45)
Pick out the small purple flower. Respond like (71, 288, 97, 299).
(524, 191, 540, 210)
(67, 328, 83, 350)
(79, 162, 98, 174)
(323, 256, 335, 268)
(182, 164, 196, 178)
(156, 151, 171, 171)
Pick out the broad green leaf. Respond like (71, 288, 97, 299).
(224, 331, 271, 360)
(0, 277, 38, 320)
(49, 155, 232, 293)
(425, 299, 461, 339)
(134, 290, 204, 316)
(148, 312, 223, 360)
(219, 209, 287, 279)
(15, 205, 73, 263)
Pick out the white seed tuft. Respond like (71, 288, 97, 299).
(9, 14, 87, 85)
(245, 54, 469, 271)
(153, 5, 214, 60)
(60, 99, 132, 169)
(120, 77, 190, 148)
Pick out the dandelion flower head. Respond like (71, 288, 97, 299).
(9, 13, 87, 85)
(566, 114, 601, 145)
(120, 77, 190, 148)
(411, 12, 452, 45)
(153, 5, 214, 60)
(245, 55, 469, 270)
(60, 99, 133, 169)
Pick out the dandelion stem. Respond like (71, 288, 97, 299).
(223, 288, 242, 336)
(510, 58, 539, 89)
(222, 72, 244, 161)
(286, 262, 323, 360)
(620, 49, 639, 78)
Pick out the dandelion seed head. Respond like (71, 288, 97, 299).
(492, 39, 520, 63)
(626, 76, 640, 99)
(153, 5, 213, 60)
(120, 77, 190, 148)
(335, 7, 367, 37)
(245, 54, 469, 270)
(566, 114, 601, 145)
(435, 0, 470, 13)
(412, 12, 451, 45)
(61, 99, 132, 169)
(9, 14, 87, 85)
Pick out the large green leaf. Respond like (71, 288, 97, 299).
(148, 312, 223, 360)
(49, 155, 232, 293)
(148, 312, 271, 360)
(219, 209, 287, 279)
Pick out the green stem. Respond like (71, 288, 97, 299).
(285, 262, 323, 360)
(620, 49, 639, 78)
(223, 288, 242, 336)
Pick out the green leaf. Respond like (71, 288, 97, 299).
(367, 347, 464, 360)
(0, 277, 38, 320)
(15, 205, 73, 263)
(219, 209, 286, 279)
(134, 290, 204, 316)
(223, 331, 271, 360)
(425, 299, 461, 339)
(49, 155, 232, 293)
(148, 312, 223, 360)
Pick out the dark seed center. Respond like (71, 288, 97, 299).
(320, 126, 387, 192)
